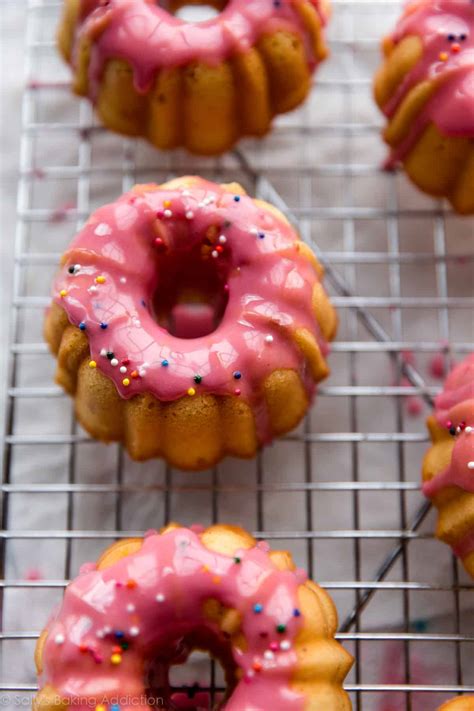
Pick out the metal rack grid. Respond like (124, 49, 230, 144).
(1, 1, 474, 709)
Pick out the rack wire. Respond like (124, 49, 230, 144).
(1, 1, 474, 709)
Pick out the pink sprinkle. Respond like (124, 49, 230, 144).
(428, 353, 447, 380)
(401, 350, 416, 367)
(24, 568, 42, 581)
(49, 201, 75, 224)
(406, 396, 423, 417)
(270, 642, 279, 651)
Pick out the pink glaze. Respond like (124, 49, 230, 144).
(52, 178, 328, 442)
(423, 354, 474, 558)
(38, 527, 308, 711)
(381, 0, 474, 166)
(73, 0, 329, 96)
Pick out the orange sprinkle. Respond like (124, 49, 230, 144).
(451, 43, 461, 53)
(163, 200, 171, 208)
(95, 275, 106, 284)
(439, 51, 449, 61)
(112, 645, 122, 654)
(253, 661, 262, 672)
(212, 576, 221, 585)
(126, 579, 137, 589)
(131, 370, 139, 379)
(202, 565, 210, 573)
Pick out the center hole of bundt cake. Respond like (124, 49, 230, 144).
(145, 629, 238, 709)
(151, 244, 229, 339)
(158, 1, 228, 22)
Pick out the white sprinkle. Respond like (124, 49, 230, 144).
(71, 263, 81, 275)
(88, 285, 98, 293)
(96, 629, 105, 639)
(456, 426, 462, 434)
(54, 633, 65, 645)
(156, 593, 165, 603)
(111, 358, 119, 367)
(129, 626, 140, 637)
(103, 625, 112, 634)
(465, 426, 472, 434)
(94, 223, 112, 237)
(185, 211, 194, 220)
(100, 348, 107, 357)
(211, 250, 219, 258)
(126, 603, 136, 613)
(280, 640, 291, 651)
(182, 190, 191, 197)
(263, 650, 275, 660)
(250, 227, 259, 235)
(164, 209, 172, 218)
(120, 366, 127, 374)
(120, 276, 127, 284)
(138, 369, 146, 378)
(265, 335, 274, 344)
(468, 462, 474, 470)
(219, 235, 227, 244)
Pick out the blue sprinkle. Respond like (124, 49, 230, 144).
(161, 359, 169, 367)
(253, 603, 263, 614)
(233, 371, 242, 380)
(114, 630, 124, 639)
(79, 322, 86, 331)
(141, 299, 146, 307)
(100, 322, 108, 330)
(293, 608, 301, 617)
(234, 195, 241, 202)
(258, 232, 265, 239)
(111, 706, 120, 711)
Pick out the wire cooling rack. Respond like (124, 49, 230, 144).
(1, 1, 474, 709)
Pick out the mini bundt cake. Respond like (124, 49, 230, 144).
(58, 0, 331, 155)
(422, 354, 474, 578)
(45, 176, 337, 470)
(439, 697, 474, 710)
(374, 0, 474, 214)
(33, 523, 354, 711)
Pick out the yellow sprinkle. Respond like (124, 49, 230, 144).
(59, 289, 68, 298)
(96, 706, 107, 711)
(89, 360, 97, 369)
(95, 275, 106, 284)
(212, 576, 221, 585)
(122, 378, 130, 387)
(439, 51, 449, 61)
(110, 653, 122, 665)
(187, 387, 196, 397)
(163, 199, 171, 208)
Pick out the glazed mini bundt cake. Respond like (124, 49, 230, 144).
(33, 523, 354, 711)
(45, 176, 337, 470)
(58, 0, 331, 155)
(439, 697, 474, 710)
(374, 0, 474, 214)
(422, 354, 474, 578)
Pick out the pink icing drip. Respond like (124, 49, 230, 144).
(52, 178, 327, 443)
(382, 0, 474, 164)
(76, 0, 328, 96)
(39, 528, 307, 711)
(423, 355, 474, 503)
